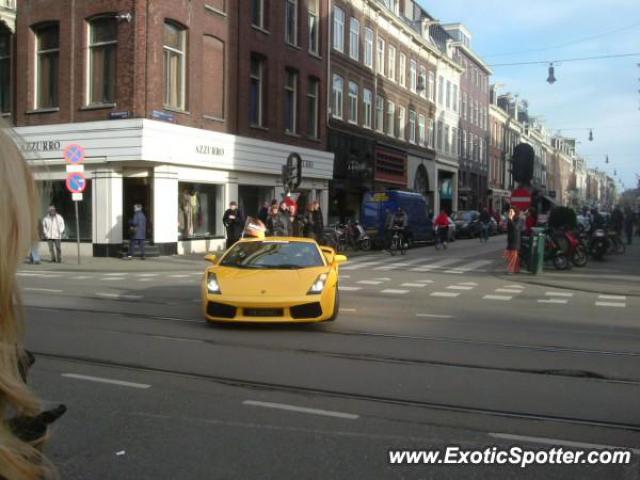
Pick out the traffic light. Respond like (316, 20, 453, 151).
(512, 143, 535, 186)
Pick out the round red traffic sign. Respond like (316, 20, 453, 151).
(66, 172, 87, 193)
(510, 187, 532, 210)
(64, 144, 85, 164)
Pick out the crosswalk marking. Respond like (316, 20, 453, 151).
(357, 280, 383, 285)
(505, 284, 524, 289)
(495, 288, 521, 293)
(444, 260, 493, 274)
(545, 292, 574, 297)
(430, 292, 460, 298)
(401, 283, 427, 288)
(538, 299, 568, 304)
(411, 258, 461, 272)
(447, 285, 474, 290)
(373, 258, 431, 271)
(459, 282, 478, 286)
(339, 286, 362, 291)
(483, 295, 512, 301)
(341, 260, 386, 271)
(595, 301, 626, 308)
(381, 289, 409, 294)
(598, 295, 626, 301)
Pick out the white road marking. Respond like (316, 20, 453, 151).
(339, 274, 351, 279)
(488, 433, 640, 455)
(23, 287, 63, 293)
(416, 313, 453, 319)
(598, 294, 626, 301)
(595, 302, 626, 308)
(459, 282, 479, 286)
(73, 276, 91, 280)
(96, 293, 143, 301)
(104, 272, 128, 276)
(446, 285, 474, 291)
(401, 283, 427, 288)
(169, 274, 190, 278)
(416, 279, 434, 284)
(495, 288, 522, 293)
(341, 308, 357, 312)
(483, 295, 512, 301)
(537, 299, 569, 304)
(242, 400, 359, 420)
(430, 292, 460, 298)
(357, 280, 383, 285)
(381, 289, 409, 294)
(137, 273, 159, 277)
(139, 278, 152, 282)
(374, 258, 431, 271)
(411, 258, 461, 272)
(545, 292, 574, 297)
(102, 277, 125, 281)
(339, 286, 362, 291)
(17, 272, 48, 277)
(61, 373, 151, 389)
(341, 260, 386, 271)
(504, 284, 524, 289)
(373, 277, 391, 281)
(444, 260, 492, 274)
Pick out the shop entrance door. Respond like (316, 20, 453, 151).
(123, 177, 153, 241)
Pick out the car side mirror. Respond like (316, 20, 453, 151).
(204, 254, 217, 264)
(334, 254, 347, 265)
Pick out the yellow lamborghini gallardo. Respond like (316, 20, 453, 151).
(201, 237, 347, 323)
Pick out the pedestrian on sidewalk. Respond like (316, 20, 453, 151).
(479, 207, 491, 243)
(624, 207, 634, 245)
(222, 201, 244, 249)
(503, 207, 522, 274)
(42, 206, 65, 263)
(127, 204, 147, 260)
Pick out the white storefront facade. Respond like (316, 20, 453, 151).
(18, 119, 334, 257)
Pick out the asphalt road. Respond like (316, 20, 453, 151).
(18, 236, 640, 479)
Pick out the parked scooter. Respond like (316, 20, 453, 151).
(589, 228, 609, 260)
(345, 220, 372, 251)
(543, 230, 571, 270)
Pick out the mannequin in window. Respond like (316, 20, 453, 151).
(181, 189, 193, 237)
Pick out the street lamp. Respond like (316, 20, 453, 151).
(588, 129, 594, 141)
(546, 63, 556, 84)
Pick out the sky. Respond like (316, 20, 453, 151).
(420, 0, 640, 193)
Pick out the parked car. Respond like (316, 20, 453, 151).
(452, 211, 481, 238)
(361, 191, 435, 248)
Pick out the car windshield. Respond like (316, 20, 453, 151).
(220, 241, 324, 269)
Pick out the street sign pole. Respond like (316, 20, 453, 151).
(75, 200, 81, 265)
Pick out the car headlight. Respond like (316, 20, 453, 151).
(308, 273, 328, 295)
(207, 273, 221, 294)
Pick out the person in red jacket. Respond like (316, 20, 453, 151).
(433, 209, 451, 249)
(524, 207, 537, 236)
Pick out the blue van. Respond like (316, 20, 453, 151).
(360, 190, 434, 248)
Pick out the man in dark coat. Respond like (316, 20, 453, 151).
(257, 201, 270, 224)
(311, 200, 324, 241)
(267, 202, 292, 236)
(127, 204, 147, 259)
(222, 201, 245, 249)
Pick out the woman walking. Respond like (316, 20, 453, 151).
(504, 207, 523, 274)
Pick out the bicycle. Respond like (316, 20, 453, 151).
(434, 226, 448, 250)
(388, 226, 407, 256)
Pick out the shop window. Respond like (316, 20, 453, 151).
(178, 183, 222, 240)
(38, 180, 92, 241)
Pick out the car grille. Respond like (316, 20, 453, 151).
(290, 302, 323, 319)
(207, 302, 237, 319)
(243, 308, 285, 317)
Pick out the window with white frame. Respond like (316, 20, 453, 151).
(436, 121, 443, 150)
(386, 101, 395, 136)
(428, 71, 434, 102)
(308, 0, 319, 55)
(452, 127, 458, 156)
(307, 77, 319, 138)
(252, 0, 265, 29)
(285, 0, 298, 45)
(463, 92, 468, 121)
(452, 84, 458, 113)
(163, 21, 187, 110)
(462, 130, 467, 158)
(349, 17, 359, 60)
(249, 55, 264, 126)
(376, 37, 385, 75)
(363, 27, 373, 68)
(333, 7, 345, 52)
(387, 46, 396, 82)
(428, 118, 434, 148)
(418, 65, 426, 98)
(418, 114, 426, 145)
(409, 59, 417, 92)
(437, 75, 443, 105)
(398, 106, 405, 140)
(398, 53, 406, 87)
(363, 88, 372, 128)
(445, 80, 451, 109)
(88, 17, 117, 105)
(375, 95, 384, 132)
(35, 23, 60, 109)
(284, 69, 298, 133)
(348, 81, 358, 123)
(409, 110, 416, 144)
(444, 124, 450, 153)
(332, 74, 343, 118)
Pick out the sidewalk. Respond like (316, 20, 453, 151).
(494, 242, 640, 296)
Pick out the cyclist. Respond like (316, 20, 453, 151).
(479, 207, 491, 243)
(433, 209, 451, 249)
(385, 207, 408, 251)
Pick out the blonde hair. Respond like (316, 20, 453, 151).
(0, 123, 54, 479)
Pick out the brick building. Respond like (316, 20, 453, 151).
(9, 0, 333, 256)
(443, 23, 490, 211)
(328, 0, 453, 220)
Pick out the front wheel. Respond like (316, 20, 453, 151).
(553, 254, 570, 270)
(326, 288, 339, 322)
(360, 238, 372, 251)
(572, 246, 588, 267)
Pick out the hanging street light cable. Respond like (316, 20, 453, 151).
(488, 52, 640, 67)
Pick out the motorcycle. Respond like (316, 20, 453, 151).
(566, 229, 588, 267)
(589, 228, 609, 260)
(344, 220, 372, 251)
(543, 230, 571, 270)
